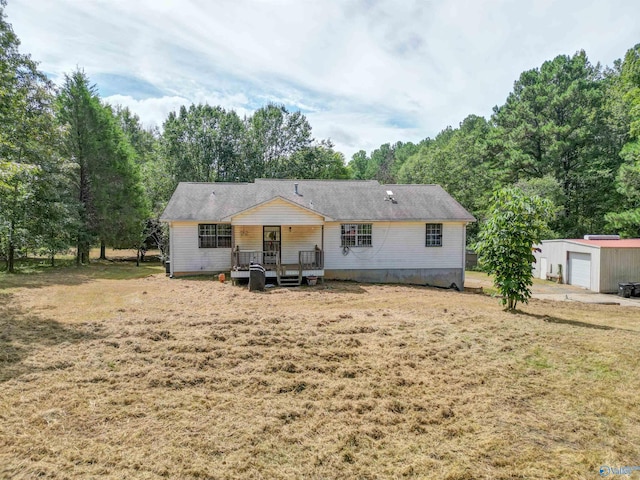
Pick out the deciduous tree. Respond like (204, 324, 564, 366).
(474, 187, 553, 310)
(287, 140, 350, 179)
(0, 1, 67, 271)
(245, 103, 313, 179)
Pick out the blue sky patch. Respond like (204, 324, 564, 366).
(94, 73, 165, 99)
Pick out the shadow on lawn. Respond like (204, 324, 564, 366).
(515, 310, 619, 331)
(227, 279, 371, 294)
(0, 293, 102, 382)
(315, 280, 463, 295)
(311, 281, 369, 294)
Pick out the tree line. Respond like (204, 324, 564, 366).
(2, 0, 639, 271)
(350, 47, 640, 241)
(0, 2, 348, 271)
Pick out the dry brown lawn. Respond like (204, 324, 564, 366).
(1, 265, 639, 479)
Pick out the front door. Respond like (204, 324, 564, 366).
(263, 226, 281, 266)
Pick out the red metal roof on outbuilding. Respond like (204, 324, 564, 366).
(570, 239, 640, 248)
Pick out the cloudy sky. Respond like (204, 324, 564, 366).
(6, 0, 640, 159)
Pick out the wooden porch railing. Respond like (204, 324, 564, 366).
(299, 249, 323, 270)
(232, 249, 323, 270)
(232, 250, 278, 270)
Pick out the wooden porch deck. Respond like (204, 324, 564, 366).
(231, 249, 324, 286)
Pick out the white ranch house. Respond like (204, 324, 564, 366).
(160, 179, 475, 287)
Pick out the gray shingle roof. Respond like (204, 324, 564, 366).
(160, 179, 476, 222)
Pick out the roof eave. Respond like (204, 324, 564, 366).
(330, 217, 476, 223)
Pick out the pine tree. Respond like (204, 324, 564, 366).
(57, 70, 148, 263)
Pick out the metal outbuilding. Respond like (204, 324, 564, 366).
(533, 237, 640, 293)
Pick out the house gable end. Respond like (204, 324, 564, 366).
(228, 196, 329, 225)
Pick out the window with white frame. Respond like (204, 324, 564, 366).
(341, 223, 372, 247)
(425, 223, 443, 247)
(199, 224, 232, 248)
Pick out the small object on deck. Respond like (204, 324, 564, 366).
(249, 263, 266, 292)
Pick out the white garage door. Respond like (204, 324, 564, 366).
(568, 252, 591, 288)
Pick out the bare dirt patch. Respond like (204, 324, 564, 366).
(1, 268, 639, 479)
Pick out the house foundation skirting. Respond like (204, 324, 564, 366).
(171, 271, 227, 278)
(324, 268, 464, 290)
(230, 269, 324, 279)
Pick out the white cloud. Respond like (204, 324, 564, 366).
(103, 92, 254, 130)
(102, 95, 188, 129)
(307, 109, 425, 160)
(6, 0, 640, 160)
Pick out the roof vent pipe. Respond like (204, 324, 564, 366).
(294, 183, 299, 195)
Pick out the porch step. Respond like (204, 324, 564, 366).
(278, 275, 301, 287)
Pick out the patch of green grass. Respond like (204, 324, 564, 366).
(567, 357, 621, 380)
(524, 346, 554, 370)
(83, 261, 164, 280)
(588, 361, 621, 380)
(0, 256, 77, 274)
(1, 260, 164, 290)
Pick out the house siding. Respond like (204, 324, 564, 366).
(324, 221, 466, 287)
(170, 219, 467, 284)
(324, 221, 464, 270)
(170, 222, 232, 275)
(233, 226, 263, 252)
(232, 198, 324, 226)
(281, 225, 323, 264)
